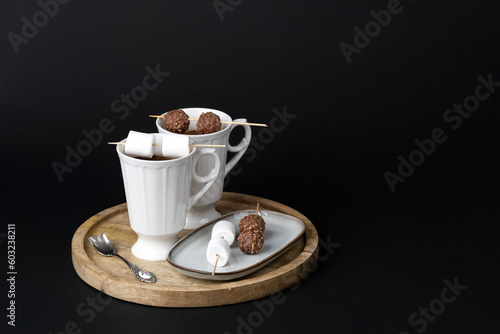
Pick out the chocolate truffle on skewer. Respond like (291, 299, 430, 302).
(196, 112, 222, 134)
(163, 109, 190, 133)
(239, 214, 266, 234)
(238, 230, 264, 254)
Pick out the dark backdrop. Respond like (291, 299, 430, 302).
(1, 0, 499, 333)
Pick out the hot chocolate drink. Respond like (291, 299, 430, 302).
(133, 155, 176, 161)
(182, 130, 202, 135)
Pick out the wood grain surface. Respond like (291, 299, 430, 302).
(71, 192, 319, 307)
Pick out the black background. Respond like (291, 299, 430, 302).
(1, 0, 500, 333)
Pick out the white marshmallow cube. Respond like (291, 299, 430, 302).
(206, 237, 230, 267)
(161, 134, 190, 158)
(211, 220, 236, 246)
(125, 131, 154, 158)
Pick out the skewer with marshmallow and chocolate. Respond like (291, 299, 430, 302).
(207, 204, 266, 274)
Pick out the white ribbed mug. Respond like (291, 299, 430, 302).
(116, 133, 220, 261)
(156, 107, 251, 229)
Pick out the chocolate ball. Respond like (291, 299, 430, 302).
(196, 112, 222, 134)
(239, 214, 266, 234)
(164, 109, 190, 133)
(238, 230, 264, 254)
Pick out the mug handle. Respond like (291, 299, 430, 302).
(224, 118, 252, 177)
(188, 149, 221, 210)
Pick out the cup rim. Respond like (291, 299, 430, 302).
(156, 107, 232, 138)
(116, 133, 196, 166)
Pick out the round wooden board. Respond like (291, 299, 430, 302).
(71, 192, 319, 307)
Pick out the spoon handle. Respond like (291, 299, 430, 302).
(113, 253, 157, 283)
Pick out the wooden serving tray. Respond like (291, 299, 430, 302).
(71, 192, 319, 307)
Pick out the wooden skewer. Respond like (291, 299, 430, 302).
(189, 118, 267, 127)
(108, 142, 225, 148)
(212, 254, 220, 276)
(256, 203, 260, 215)
(149, 115, 267, 127)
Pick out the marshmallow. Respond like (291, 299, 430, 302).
(161, 134, 190, 158)
(206, 237, 230, 267)
(125, 131, 154, 158)
(211, 220, 236, 246)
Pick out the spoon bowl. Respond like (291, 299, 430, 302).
(88, 234, 116, 256)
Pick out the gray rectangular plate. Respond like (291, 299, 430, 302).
(166, 210, 306, 280)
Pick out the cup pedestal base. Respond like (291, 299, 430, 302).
(185, 205, 221, 230)
(131, 234, 178, 261)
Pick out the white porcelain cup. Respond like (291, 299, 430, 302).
(117, 133, 221, 261)
(156, 107, 251, 229)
